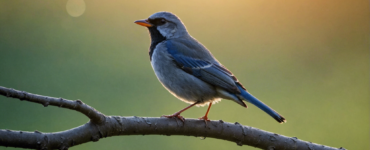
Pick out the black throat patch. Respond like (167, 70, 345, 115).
(148, 27, 166, 61)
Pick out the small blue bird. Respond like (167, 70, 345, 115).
(135, 12, 286, 123)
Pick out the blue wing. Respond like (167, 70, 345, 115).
(166, 40, 245, 94)
(166, 40, 286, 123)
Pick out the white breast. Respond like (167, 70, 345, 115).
(150, 42, 221, 106)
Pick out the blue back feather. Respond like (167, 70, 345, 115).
(167, 40, 286, 123)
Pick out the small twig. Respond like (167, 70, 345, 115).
(0, 86, 105, 124)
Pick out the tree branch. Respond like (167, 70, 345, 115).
(0, 86, 345, 150)
(0, 86, 105, 124)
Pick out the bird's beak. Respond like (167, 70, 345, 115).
(134, 19, 153, 27)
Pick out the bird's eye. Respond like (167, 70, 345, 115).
(160, 19, 166, 24)
(148, 18, 167, 26)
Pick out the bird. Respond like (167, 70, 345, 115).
(134, 12, 286, 123)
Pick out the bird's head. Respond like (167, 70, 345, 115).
(135, 12, 188, 39)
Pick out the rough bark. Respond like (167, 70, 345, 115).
(0, 86, 345, 150)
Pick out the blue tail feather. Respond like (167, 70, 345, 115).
(238, 86, 286, 123)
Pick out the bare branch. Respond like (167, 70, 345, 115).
(0, 86, 105, 124)
(0, 86, 345, 150)
(0, 117, 343, 150)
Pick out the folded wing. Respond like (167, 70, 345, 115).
(166, 40, 245, 94)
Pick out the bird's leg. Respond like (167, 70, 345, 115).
(198, 102, 212, 122)
(161, 102, 199, 122)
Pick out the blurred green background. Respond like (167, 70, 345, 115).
(0, 0, 368, 149)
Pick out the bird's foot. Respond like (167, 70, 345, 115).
(198, 116, 211, 124)
(161, 114, 185, 122)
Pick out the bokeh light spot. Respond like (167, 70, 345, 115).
(66, 0, 86, 17)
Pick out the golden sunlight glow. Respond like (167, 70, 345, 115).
(66, 0, 86, 17)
